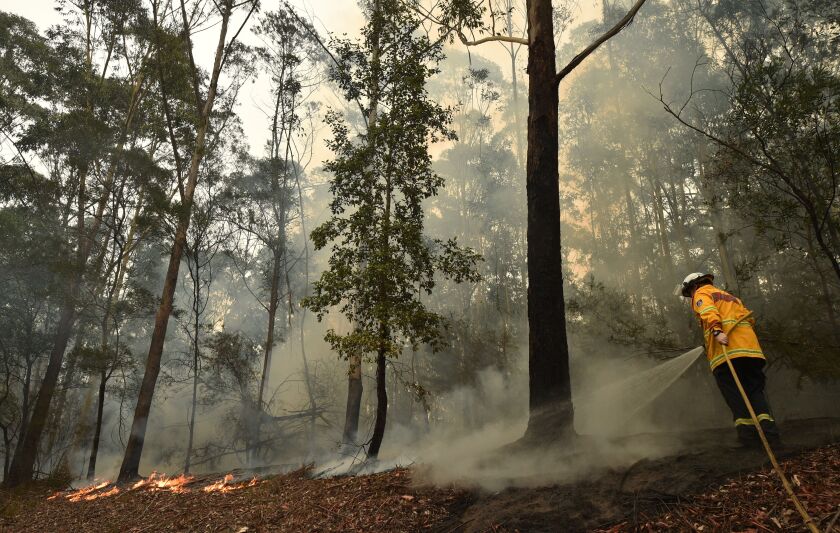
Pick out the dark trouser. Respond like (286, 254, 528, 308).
(713, 357, 780, 444)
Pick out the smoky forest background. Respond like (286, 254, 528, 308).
(1, 0, 839, 487)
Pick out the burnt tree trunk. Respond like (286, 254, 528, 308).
(522, 0, 574, 440)
(367, 348, 388, 458)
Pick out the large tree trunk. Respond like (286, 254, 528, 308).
(117, 3, 232, 482)
(522, 0, 574, 441)
(86, 369, 107, 480)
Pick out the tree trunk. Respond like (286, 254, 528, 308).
(117, 3, 232, 482)
(6, 289, 80, 487)
(343, 354, 363, 445)
(86, 369, 107, 480)
(340, 0, 383, 451)
(523, 0, 574, 441)
(184, 346, 199, 474)
(2, 427, 10, 480)
(505, 0, 524, 166)
(367, 349, 388, 458)
(184, 252, 202, 474)
(258, 254, 281, 414)
(696, 149, 739, 291)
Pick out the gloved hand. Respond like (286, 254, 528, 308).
(714, 331, 729, 345)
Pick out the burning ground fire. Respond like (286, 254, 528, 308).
(202, 473, 259, 493)
(48, 471, 261, 502)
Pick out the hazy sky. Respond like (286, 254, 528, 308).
(6, 0, 601, 160)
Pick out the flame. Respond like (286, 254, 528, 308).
(131, 471, 194, 493)
(202, 474, 259, 493)
(71, 485, 121, 502)
(47, 471, 260, 502)
(48, 481, 116, 502)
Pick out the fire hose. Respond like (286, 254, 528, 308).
(718, 312, 820, 533)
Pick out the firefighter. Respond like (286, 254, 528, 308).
(679, 272, 781, 446)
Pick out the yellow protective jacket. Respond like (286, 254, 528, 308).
(691, 284, 765, 370)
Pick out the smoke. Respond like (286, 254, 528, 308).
(7, 0, 840, 493)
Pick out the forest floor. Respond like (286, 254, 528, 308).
(1, 418, 838, 532)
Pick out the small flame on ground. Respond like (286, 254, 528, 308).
(48, 481, 116, 502)
(47, 472, 260, 502)
(70, 485, 121, 502)
(131, 471, 194, 493)
(202, 473, 259, 493)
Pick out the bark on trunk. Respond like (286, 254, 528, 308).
(522, 0, 574, 440)
(367, 349, 387, 458)
(117, 3, 232, 482)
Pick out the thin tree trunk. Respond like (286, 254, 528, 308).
(258, 255, 281, 414)
(184, 335, 199, 473)
(184, 250, 202, 474)
(696, 148, 739, 291)
(806, 226, 840, 339)
(523, 0, 574, 440)
(14, 354, 35, 466)
(2, 427, 9, 480)
(505, 0, 523, 166)
(86, 369, 106, 480)
(117, 3, 233, 482)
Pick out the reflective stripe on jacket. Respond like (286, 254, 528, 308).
(691, 284, 765, 370)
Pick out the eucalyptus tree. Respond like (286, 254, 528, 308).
(304, 0, 480, 458)
(415, 0, 649, 440)
(181, 173, 228, 474)
(4, 0, 155, 487)
(663, 0, 840, 283)
(219, 7, 320, 458)
(118, 0, 258, 482)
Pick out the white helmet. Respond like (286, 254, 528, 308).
(678, 272, 714, 297)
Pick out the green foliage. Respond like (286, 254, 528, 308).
(303, 0, 480, 363)
(204, 331, 260, 404)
